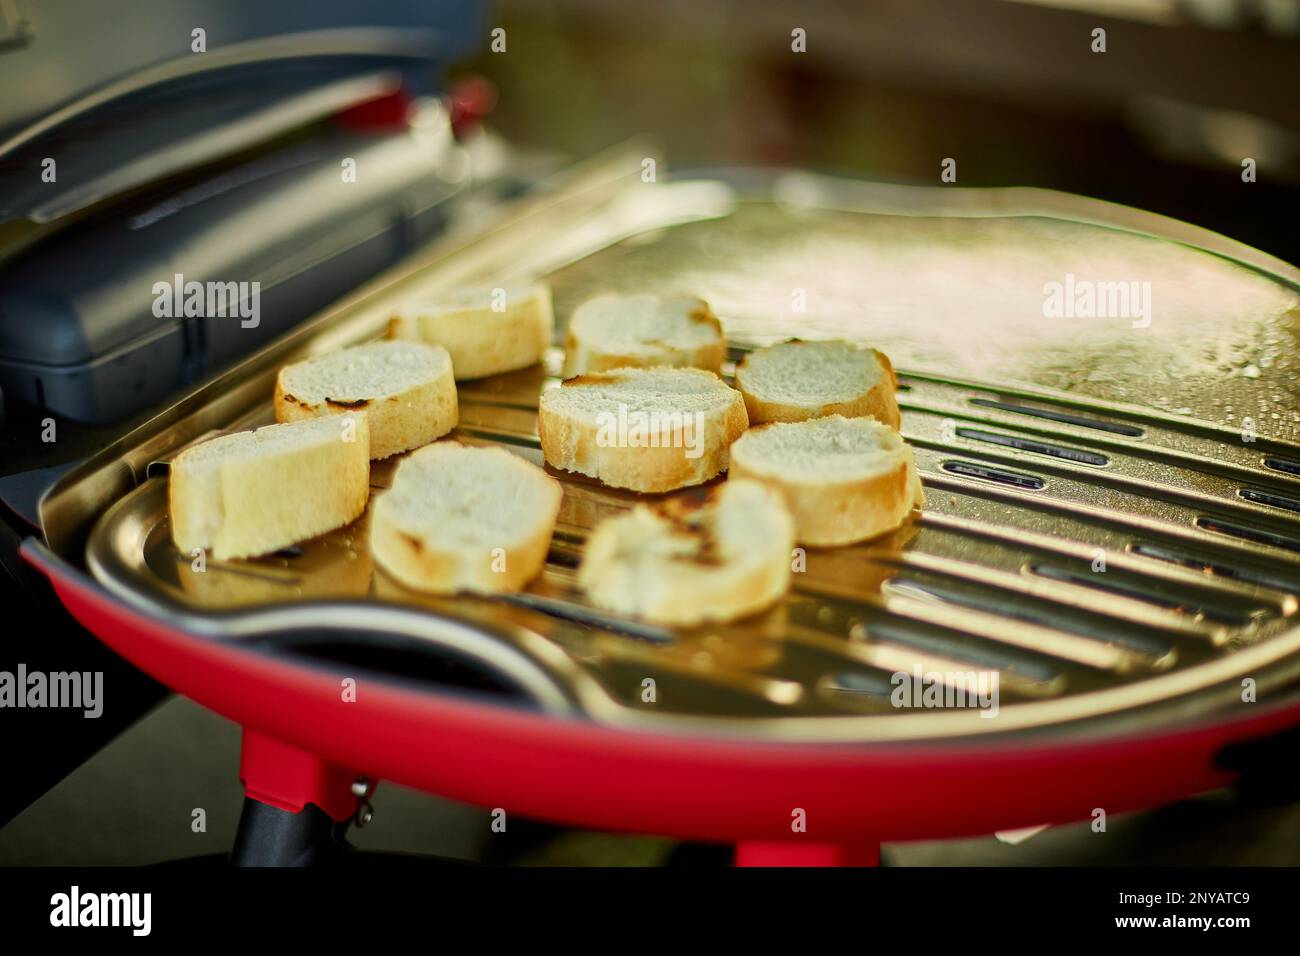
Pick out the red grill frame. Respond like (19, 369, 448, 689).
(24, 539, 1300, 863)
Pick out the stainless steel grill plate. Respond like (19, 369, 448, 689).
(60, 155, 1300, 742)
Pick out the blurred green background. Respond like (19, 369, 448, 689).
(457, 0, 1300, 262)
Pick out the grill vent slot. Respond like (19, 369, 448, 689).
(885, 576, 1177, 662)
(1027, 562, 1262, 626)
(955, 427, 1108, 466)
(1129, 542, 1298, 593)
(941, 460, 1045, 489)
(1196, 517, 1300, 554)
(1264, 457, 1300, 477)
(1239, 488, 1300, 513)
(869, 624, 1063, 682)
(968, 398, 1143, 436)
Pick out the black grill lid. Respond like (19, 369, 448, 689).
(0, 1, 480, 213)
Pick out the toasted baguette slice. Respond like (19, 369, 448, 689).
(538, 366, 748, 493)
(561, 292, 725, 377)
(170, 415, 370, 561)
(729, 415, 924, 546)
(275, 340, 457, 459)
(389, 284, 553, 380)
(734, 339, 901, 428)
(579, 479, 794, 626)
(370, 442, 562, 594)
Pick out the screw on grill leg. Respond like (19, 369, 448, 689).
(350, 777, 375, 828)
(354, 799, 375, 828)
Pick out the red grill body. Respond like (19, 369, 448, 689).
(25, 541, 1300, 864)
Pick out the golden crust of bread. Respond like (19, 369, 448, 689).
(729, 417, 924, 546)
(538, 368, 748, 493)
(735, 341, 901, 429)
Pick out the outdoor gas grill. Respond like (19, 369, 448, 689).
(20, 147, 1300, 865)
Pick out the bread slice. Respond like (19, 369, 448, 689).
(389, 284, 553, 380)
(729, 415, 924, 546)
(578, 479, 794, 626)
(734, 339, 901, 428)
(561, 292, 726, 377)
(170, 415, 371, 561)
(370, 442, 562, 594)
(538, 366, 748, 493)
(275, 340, 457, 459)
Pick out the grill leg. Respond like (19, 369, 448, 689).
(231, 730, 365, 867)
(734, 841, 880, 867)
(230, 798, 351, 867)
